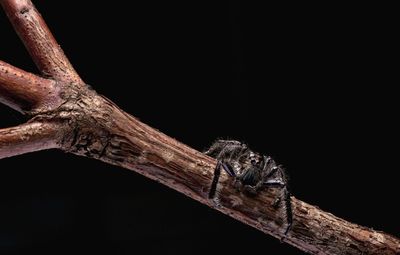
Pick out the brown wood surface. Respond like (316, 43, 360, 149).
(0, 120, 62, 158)
(1, 0, 82, 84)
(0, 0, 399, 254)
(0, 60, 60, 112)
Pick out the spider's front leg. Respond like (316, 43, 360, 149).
(205, 140, 245, 198)
(261, 160, 292, 235)
(207, 160, 236, 199)
(204, 139, 247, 161)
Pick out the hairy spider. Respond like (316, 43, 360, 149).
(205, 140, 292, 235)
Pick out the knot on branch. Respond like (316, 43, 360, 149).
(22, 84, 113, 158)
(55, 87, 113, 158)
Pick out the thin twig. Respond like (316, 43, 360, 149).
(0, 0, 83, 84)
(0, 121, 63, 159)
(0, 60, 59, 112)
(0, 1, 399, 254)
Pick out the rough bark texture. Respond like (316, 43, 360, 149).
(0, 0, 399, 254)
(53, 90, 400, 255)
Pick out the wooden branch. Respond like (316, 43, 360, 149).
(0, 1, 399, 254)
(0, 60, 60, 112)
(0, 120, 63, 159)
(0, 0, 83, 84)
(55, 92, 400, 255)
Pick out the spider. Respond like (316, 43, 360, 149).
(205, 140, 292, 235)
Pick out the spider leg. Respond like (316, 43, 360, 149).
(264, 179, 285, 186)
(208, 161, 236, 199)
(221, 162, 236, 177)
(262, 156, 279, 178)
(264, 178, 292, 235)
(204, 140, 247, 161)
(241, 170, 265, 195)
(240, 156, 282, 195)
(282, 189, 292, 235)
(205, 140, 246, 198)
(262, 162, 292, 235)
(204, 140, 242, 155)
(208, 161, 221, 199)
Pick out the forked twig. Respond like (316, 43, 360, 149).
(0, 1, 399, 254)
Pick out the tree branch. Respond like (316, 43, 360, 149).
(0, 0, 83, 84)
(0, 120, 63, 159)
(0, 60, 60, 112)
(0, 1, 399, 254)
(58, 93, 400, 255)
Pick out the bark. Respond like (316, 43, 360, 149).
(0, 60, 61, 113)
(0, 120, 62, 158)
(11, 86, 397, 255)
(1, 0, 82, 84)
(0, 0, 399, 254)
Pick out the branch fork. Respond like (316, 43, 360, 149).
(0, 0, 399, 254)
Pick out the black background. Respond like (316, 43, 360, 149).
(0, 1, 398, 254)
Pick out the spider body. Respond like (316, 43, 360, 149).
(205, 140, 292, 235)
